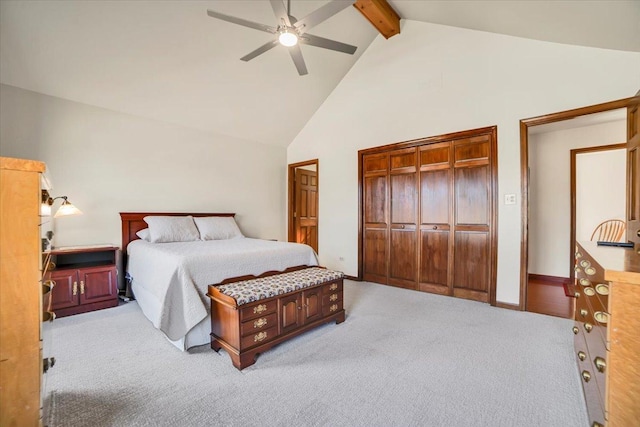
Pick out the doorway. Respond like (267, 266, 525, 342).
(520, 97, 637, 313)
(288, 159, 319, 253)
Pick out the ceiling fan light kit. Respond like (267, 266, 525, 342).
(207, 0, 358, 76)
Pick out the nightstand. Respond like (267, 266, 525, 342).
(45, 245, 120, 317)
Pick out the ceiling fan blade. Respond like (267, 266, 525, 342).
(294, 0, 355, 34)
(288, 44, 308, 76)
(269, 0, 292, 27)
(206, 10, 276, 34)
(240, 40, 280, 62)
(300, 33, 357, 55)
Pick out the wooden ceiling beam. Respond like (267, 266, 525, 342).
(353, 0, 401, 39)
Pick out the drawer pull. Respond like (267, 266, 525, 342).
(592, 422, 604, 427)
(254, 331, 268, 342)
(80, 280, 85, 294)
(584, 323, 593, 333)
(574, 267, 581, 273)
(577, 351, 586, 361)
(572, 326, 579, 335)
(574, 291, 581, 299)
(73, 281, 78, 296)
(579, 309, 587, 317)
(579, 278, 591, 287)
(585, 267, 596, 276)
(329, 293, 338, 302)
(329, 283, 338, 291)
(329, 304, 338, 312)
(581, 370, 591, 382)
(253, 318, 268, 329)
(580, 260, 591, 268)
(575, 252, 582, 259)
(594, 311, 608, 324)
(594, 356, 606, 373)
(595, 283, 609, 296)
(584, 287, 595, 297)
(253, 304, 267, 314)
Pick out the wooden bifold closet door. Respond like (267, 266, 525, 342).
(360, 127, 497, 304)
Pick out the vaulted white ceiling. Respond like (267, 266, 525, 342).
(1, 1, 638, 147)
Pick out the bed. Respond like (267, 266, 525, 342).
(120, 212, 318, 350)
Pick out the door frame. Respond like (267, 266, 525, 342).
(288, 159, 319, 251)
(570, 143, 626, 272)
(519, 97, 636, 311)
(358, 125, 498, 305)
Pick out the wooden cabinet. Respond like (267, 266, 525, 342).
(208, 267, 345, 370)
(45, 246, 119, 317)
(573, 241, 640, 426)
(360, 127, 497, 303)
(0, 157, 47, 427)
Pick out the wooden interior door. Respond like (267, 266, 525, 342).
(418, 142, 452, 295)
(363, 153, 389, 284)
(452, 135, 492, 303)
(295, 168, 318, 253)
(627, 93, 640, 244)
(388, 148, 418, 289)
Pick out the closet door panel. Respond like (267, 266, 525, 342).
(391, 174, 416, 224)
(420, 169, 450, 225)
(364, 176, 387, 224)
(389, 227, 416, 288)
(419, 229, 449, 293)
(363, 228, 387, 282)
(453, 231, 489, 302)
(455, 165, 489, 226)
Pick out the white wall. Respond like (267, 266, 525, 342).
(0, 84, 287, 247)
(576, 149, 626, 242)
(287, 20, 640, 305)
(528, 121, 626, 278)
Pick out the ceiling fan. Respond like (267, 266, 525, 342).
(207, 0, 358, 76)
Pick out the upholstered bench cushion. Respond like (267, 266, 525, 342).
(216, 267, 344, 306)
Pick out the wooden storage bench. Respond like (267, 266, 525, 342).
(207, 265, 345, 370)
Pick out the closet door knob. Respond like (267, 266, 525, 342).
(433, 226, 438, 230)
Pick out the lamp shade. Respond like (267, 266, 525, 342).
(54, 199, 82, 218)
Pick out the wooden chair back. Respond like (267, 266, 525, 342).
(590, 219, 626, 242)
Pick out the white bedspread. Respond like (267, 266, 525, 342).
(127, 238, 318, 345)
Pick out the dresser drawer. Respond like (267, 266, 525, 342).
(240, 325, 278, 350)
(322, 290, 343, 306)
(240, 312, 277, 337)
(240, 300, 277, 321)
(576, 345, 606, 427)
(322, 299, 343, 317)
(322, 280, 343, 295)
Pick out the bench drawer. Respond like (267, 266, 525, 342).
(241, 312, 278, 337)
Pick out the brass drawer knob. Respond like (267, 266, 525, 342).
(253, 304, 267, 314)
(579, 278, 591, 287)
(595, 283, 609, 296)
(577, 351, 586, 361)
(594, 357, 606, 373)
(584, 323, 593, 333)
(575, 252, 582, 258)
(572, 326, 579, 335)
(574, 291, 581, 299)
(253, 318, 268, 329)
(585, 267, 596, 276)
(582, 370, 591, 382)
(584, 287, 595, 297)
(579, 309, 587, 317)
(594, 311, 608, 324)
(254, 331, 268, 342)
(580, 260, 591, 268)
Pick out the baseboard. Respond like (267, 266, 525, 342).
(528, 274, 571, 286)
(495, 301, 520, 311)
(344, 275, 359, 281)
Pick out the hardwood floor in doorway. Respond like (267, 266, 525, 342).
(527, 275, 574, 319)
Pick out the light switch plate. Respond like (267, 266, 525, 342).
(504, 194, 517, 205)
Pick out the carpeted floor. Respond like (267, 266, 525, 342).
(45, 280, 588, 427)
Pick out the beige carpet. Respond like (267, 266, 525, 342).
(46, 280, 588, 426)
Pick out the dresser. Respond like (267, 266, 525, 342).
(0, 157, 47, 426)
(573, 241, 640, 427)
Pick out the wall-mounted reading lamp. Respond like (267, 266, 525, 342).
(41, 190, 83, 218)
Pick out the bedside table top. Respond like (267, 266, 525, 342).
(45, 244, 119, 255)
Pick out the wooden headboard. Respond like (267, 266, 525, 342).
(119, 212, 235, 259)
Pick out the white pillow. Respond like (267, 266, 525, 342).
(193, 216, 244, 240)
(143, 216, 201, 243)
(136, 228, 151, 242)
